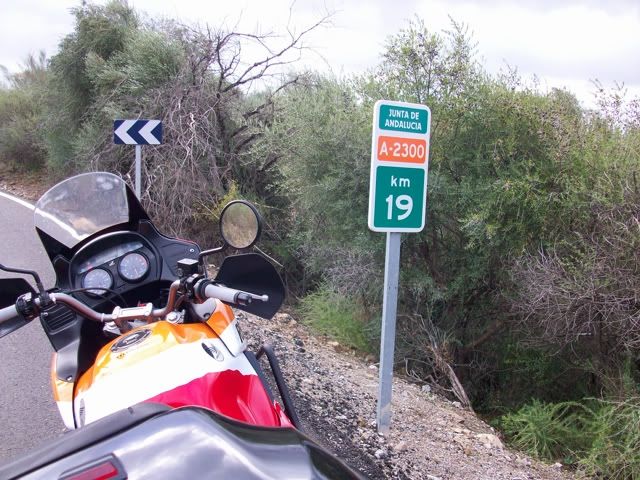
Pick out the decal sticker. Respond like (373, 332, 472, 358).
(201, 341, 224, 361)
(110, 329, 152, 352)
(236, 324, 244, 343)
(79, 398, 86, 427)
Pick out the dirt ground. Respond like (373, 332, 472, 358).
(0, 165, 52, 202)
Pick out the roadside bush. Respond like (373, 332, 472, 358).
(580, 398, 640, 479)
(299, 286, 374, 352)
(501, 398, 640, 478)
(499, 400, 589, 461)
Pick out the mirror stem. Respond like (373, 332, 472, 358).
(197, 246, 226, 268)
(0, 264, 45, 294)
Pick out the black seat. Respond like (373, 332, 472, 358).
(0, 402, 169, 479)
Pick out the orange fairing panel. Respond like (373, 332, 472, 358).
(205, 300, 234, 335)
(75, 322, 218, 397)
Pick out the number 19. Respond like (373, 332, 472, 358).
(385, 194, 413, 220)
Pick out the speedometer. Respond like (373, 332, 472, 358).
(82, 268, 113, 296)
(119, 252, 149, 282)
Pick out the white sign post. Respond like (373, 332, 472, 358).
(368, 100, 431, 434)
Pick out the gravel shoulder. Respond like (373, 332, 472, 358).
(242, 310, 576, 480)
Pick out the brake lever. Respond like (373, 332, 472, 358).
(236, 292, 269, 305)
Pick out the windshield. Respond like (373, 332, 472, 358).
(34, 172, 130, 248)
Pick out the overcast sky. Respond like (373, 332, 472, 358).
(1, 0, 639, 107)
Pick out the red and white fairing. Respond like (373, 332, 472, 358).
(52, 299, 292, 430)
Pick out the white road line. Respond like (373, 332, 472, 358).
(0, 191, 35, 210)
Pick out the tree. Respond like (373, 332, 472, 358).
(0, 51, 49, 170)
(45, 0, 330, 244)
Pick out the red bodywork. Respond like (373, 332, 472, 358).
(146, 369, 293, 428)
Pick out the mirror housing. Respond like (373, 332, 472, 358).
(219, 201, 262, 250)
(198, 201, 263, 267)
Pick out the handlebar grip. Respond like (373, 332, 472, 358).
(0, 304, 19, 324)
(204, 284, 241, 304)
(202, 283, 269, 306)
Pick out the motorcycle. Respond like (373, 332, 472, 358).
(0, 172, 360, 479)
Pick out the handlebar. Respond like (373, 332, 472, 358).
(0, 277, 269, 332)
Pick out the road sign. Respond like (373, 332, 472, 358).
(369, 100, 431, 435)
(114, 119, 163, 199)
(114, 119, 162, 145)
(368, 100, 431, 233)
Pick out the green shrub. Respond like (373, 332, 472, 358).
(499, 398, 640, 478)
(499, 399, 588, 461)
(299, 286, 373, 352)
(580, 398, 640, 479)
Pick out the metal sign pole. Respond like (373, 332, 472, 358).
(377, 231, 401, 434)
(135, 145, 142, 199)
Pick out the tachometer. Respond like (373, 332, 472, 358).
(119, 252, 149, 282)
(82, 268, 113, 296)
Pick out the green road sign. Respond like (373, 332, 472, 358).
(368, 100, 431, 232)
(373, 166, 425, 229)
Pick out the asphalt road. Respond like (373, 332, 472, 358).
(0, 192, 63, 463)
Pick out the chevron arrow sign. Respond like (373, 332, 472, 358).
(114, 119, 162, 145)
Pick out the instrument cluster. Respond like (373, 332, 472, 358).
(72, 236, 156, 298)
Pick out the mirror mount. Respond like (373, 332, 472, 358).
(0, 264, 46, 296)
(197, 246, 226, 267)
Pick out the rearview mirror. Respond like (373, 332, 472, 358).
(219, 201, 262, 250)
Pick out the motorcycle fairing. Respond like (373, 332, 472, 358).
(72, 320, 289, 429)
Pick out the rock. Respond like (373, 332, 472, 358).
(294, 338, 304, 347)
(275, 312, 294, 323)
(515, 456, 532, 467)
(449, 413, 465, 424)
(328, 341, 340, 348)
(368, 364, 378, 371)
(552, 462, 563, 469)
(336, 415, 347, 421)
(451, 401, 462, 408)
(421, 384, 432, 393)
(476, 433, 503, 450)
(374, 448, 387, 459)
(393, 441, 407, 452)
(426, 475, 442, 480)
